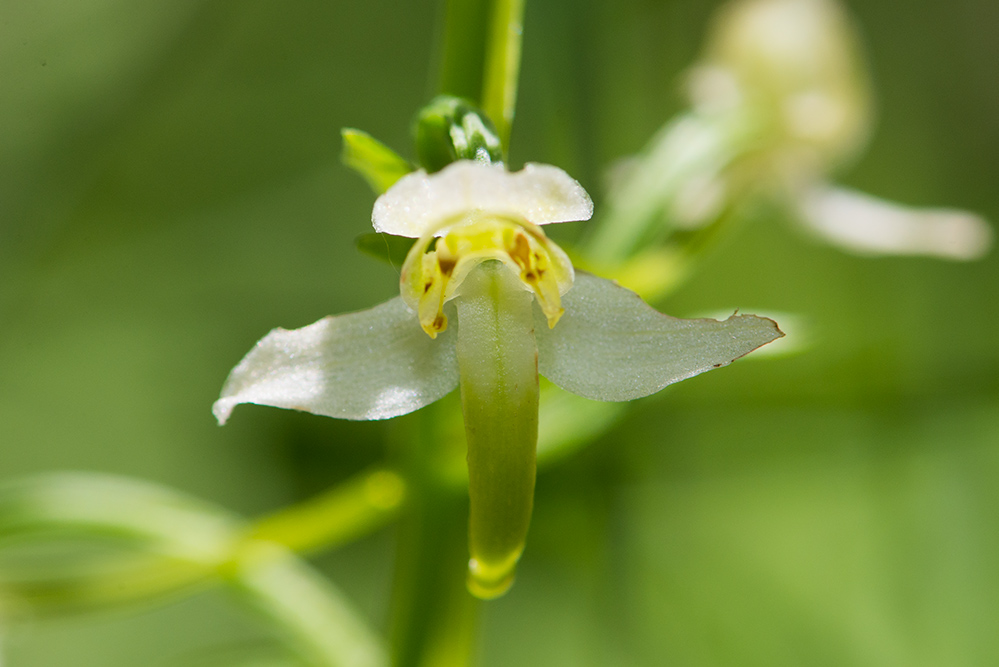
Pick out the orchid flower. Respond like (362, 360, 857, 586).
(590, 0, 991, 279)
(700, 0, 992, 259)
(213, 160, 782, 598)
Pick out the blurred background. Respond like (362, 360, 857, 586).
(2, 0, 997, 665)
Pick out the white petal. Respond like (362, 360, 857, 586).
(799, 186, 993, 260)
(213, 297, 457, 423)
(371, 160, 593, 238)
(535, 272, 783, 401)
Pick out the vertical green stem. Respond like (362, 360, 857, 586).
(455, 263, 539, 599)
(387, 1, 533, 662)
(437, 0, 526, 150)
(388, 401, 480, 667)
(437, 0, 492, 102)
(481, 0, 526, 150)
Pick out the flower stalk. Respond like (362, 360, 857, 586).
(437, 0, 492, 103)
(388, 402, 479, 667)
(481, 0, 525, 149)
(248, 467, 406, 555)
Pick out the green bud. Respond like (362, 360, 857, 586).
(414, 95, 504, 173)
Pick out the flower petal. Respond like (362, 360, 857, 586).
(371, 160, 593, 238)
(798, 186, 993, 260)
(213, 297, 458, 424)
(535, 272, 783, 401)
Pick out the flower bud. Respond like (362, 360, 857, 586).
(414, 95, 504, 173)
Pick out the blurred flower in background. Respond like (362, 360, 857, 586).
(587, 0, 992, 301)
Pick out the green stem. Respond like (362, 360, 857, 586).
(248, 467, 406, 555)
(227, 542, 388, 667)
(455, 263, 538, 599)
(388, 402, 480, 667)
(381, 3, 533, 663)
(437, 0, 491, 103)
(481, 0, 526, 151)
(436, 0, 526, 151)
(389, 493, 479, 667)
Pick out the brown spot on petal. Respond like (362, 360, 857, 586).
(508, 232, 531, 269)
(438, 256, 456, 276)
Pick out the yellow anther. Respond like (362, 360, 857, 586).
(400, 217, 574, 337)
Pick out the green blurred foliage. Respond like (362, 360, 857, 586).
(1, 0, 997, 665)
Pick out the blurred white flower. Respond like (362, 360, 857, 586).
(691, 0, 872, 173)
(594, 0, 992, 268)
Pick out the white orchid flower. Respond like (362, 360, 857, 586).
(695, 0, 992, 260)
(592, 0, 991, 273)
(213, 160, 782, 598)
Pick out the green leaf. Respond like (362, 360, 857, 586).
(354, 233, 417, 267)
(0, 473, 238, 562)
(0, 547, 208, 618)
(229, 544, 388, 667)
(213, 297, 459, 423)
(340, 128, 413, 194)
(536, 272, 783, 401)
(0, 473, 240, 617)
